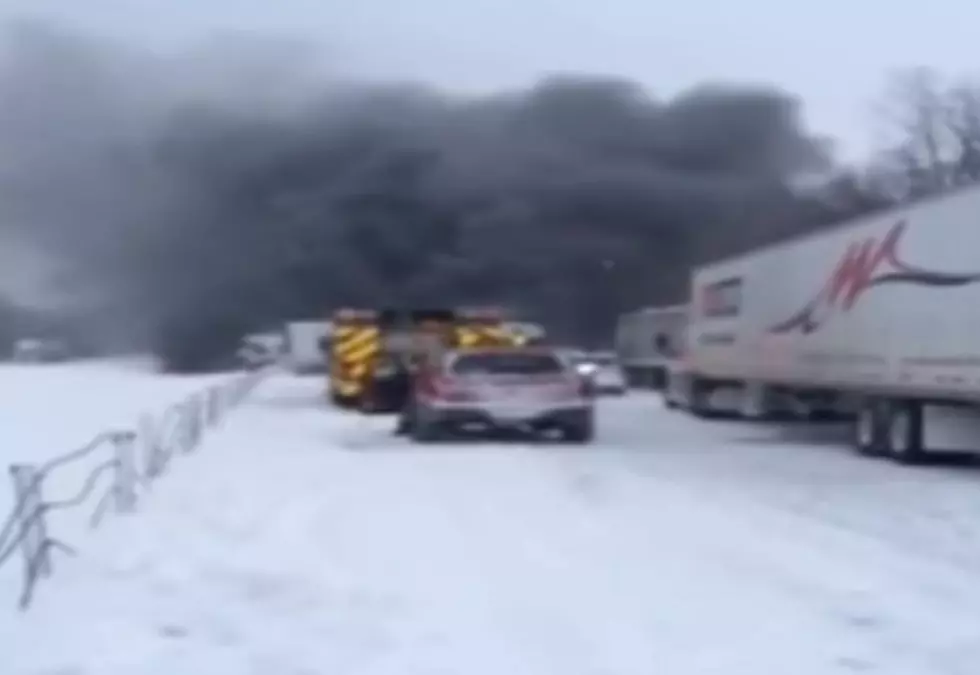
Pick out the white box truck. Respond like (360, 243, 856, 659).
(615, 304, 688, 389)
(284, 320, 331, 374)
(668, 184, 980, 463)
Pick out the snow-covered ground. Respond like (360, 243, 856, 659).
(2, 358, 225, 464)
(7, 373, 980, 673)
(1, 359, 224, 468)
(0, 359, 229, 608)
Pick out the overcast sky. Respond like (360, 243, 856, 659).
(0, 0, 974, 161)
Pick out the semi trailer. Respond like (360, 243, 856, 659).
(615, 304, 688, 389)
(665, 184, 980, 463)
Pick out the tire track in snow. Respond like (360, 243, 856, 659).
(589, 396, 980, 673)
(397, 444, 906, 674)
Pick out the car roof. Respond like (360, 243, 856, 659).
(443, 347, 567, 365)
(449, 346, 558, 356)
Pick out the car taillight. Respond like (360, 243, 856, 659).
(549, 377, 587, 398)
(420, 374, 475, 401)
(441, 387, 474, 402)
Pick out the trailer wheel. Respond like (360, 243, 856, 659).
(854, 400, 886, 457)
(689, 379, 716, 418)
(886, 400, 925, 465)
(738, 383, 772, 421)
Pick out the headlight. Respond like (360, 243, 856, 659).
(576, 362, 598, 376)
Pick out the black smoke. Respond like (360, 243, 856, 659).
(0, 20, 832, 369)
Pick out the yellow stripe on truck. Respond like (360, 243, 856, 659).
(457, 328, 480, 347)
(330, 325, 381, 398)
(484, 327, 509, 342)
(334, 328, 379, 357)
(335, 380, 360, 396)
(333, 343, 376, 366)
(456, 325, 515, 348)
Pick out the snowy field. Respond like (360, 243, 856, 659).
(0, 358, 225, 467)
(0, 359, 229, 608)
(0, 358, 226, 503)
(6, 373, 980, 673)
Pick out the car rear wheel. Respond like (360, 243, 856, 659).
(412, 420, 450, 443)
(409, 406, 447, 443)
(561, 411, 595, 443)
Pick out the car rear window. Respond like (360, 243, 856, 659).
(450, 352, 564, 375)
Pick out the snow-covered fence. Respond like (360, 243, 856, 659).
(0, 367, 268, 610)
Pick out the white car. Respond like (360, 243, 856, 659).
(585, 351, 628, 395)
(407, 347, 595, 443)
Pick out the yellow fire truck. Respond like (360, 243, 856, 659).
(324, 307, 529, 412)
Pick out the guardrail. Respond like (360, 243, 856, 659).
(0, 366, 269, 610)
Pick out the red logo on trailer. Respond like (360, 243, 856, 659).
(769, 220, 980, 335)
(698, 276, 743, 318)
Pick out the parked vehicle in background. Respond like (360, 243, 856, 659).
(238, 332, 283, 369)
(586, 351, 628, 395)
(12, 338, 69, 363)
(283, 320, 331, 374)
(556, 347, 587, 369)
(615, 304, 688, 389)
(662, 183, 980, 464)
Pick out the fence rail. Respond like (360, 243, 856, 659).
(0, 366, 269, 610)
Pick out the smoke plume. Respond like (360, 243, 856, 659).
(0, 19, 831, 366)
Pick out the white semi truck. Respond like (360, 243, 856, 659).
(666, 184, 980, 463)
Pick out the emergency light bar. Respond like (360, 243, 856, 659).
(334, 308, 377, 320)
(458, 307, 504, 321)
(376, 309, 455, 325)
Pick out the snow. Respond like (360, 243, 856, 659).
(6, 373, 980, 673)
(0, 359, 225, 467)
(0, 359, 230, 608)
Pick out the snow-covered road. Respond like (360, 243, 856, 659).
(8, 373, 980, 674)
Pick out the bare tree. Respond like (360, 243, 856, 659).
(872, 67, 980, 199)
(943, 80, 980, 183)
(874, 67, 954, 199)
